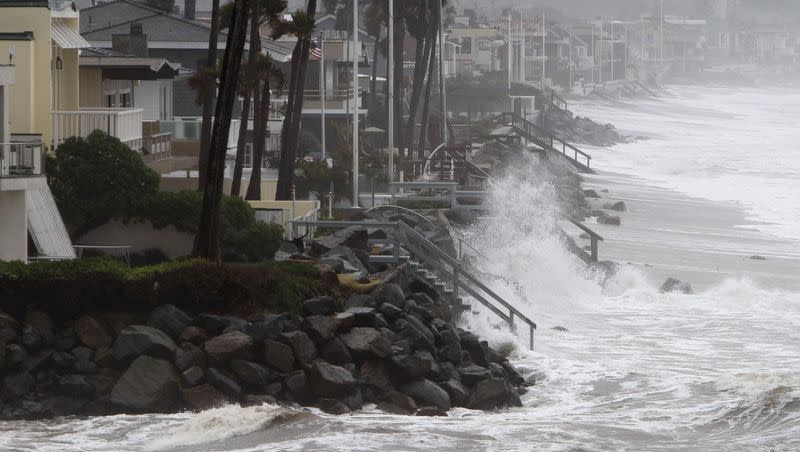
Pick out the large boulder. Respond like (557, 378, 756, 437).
(468, 378, 509, 409)
(177, 326, 208, 345)
(339, 327, 392, 359)
(303, 315, 339, 343)
(196, 314, 249, 336)
(147, 305, 193, 339)
(440, 379, 470, 407)
(371, 284, 406, 308)
(283, 331, 318, 366)
(246, 315, 287, 342)
(203, 330, 254, 366)
(400, 379, 451, 411)
(110, 356, 178, 411)
(321, 247, 369, 276)
(2, 370, 33, 400)
(320, 337, 353, 366)
(458, 365, 492, 385)
(285, 370, 313, 404)
(263, 340, 295, 372)
(438, 329, 462, 364)
(25, 311, 55, 346)
(112, 325, 177, 363)
(206, 368, 242, 399)
(597, 212, 621, 226)
(75, 315, 113, 350)
(181, 383, 226, 411)
(308, 360, 357, 398)
(391, 352, 433, 380)
(230, 360, 270, 387)
(174, 342, 206, 372)
(309, 226, 369, 256)
(319, 398, 351, 415)
(54, 374, 95, 399)
(359, 360, 394, 392)
(303, 296, 338, 316)
(659, 278, 693, 295)
(396, 316, 435, 351)
(180, 366, 205, 387)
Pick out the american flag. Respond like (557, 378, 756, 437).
(310, 36, 322, 60)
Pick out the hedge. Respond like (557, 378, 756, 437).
(0, 258, 338, 324)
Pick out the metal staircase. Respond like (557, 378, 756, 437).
(496, 113, 595, 174)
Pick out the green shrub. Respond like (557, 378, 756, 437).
(0, 258, 334, 322)
(47, 130, 160, 236)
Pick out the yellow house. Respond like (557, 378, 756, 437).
(0, 0, 143, 149)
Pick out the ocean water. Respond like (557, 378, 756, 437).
(2, 84, 799, 451)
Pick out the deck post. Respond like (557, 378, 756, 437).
(393, 237, 401, 263)
(591, 236, 599, 262)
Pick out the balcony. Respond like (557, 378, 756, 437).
(0, 142, 45, 179)
(52, 108, 144, 149)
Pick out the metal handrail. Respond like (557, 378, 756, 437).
(290, 219, 537, 349)
(498, 112, 592, 172)
(422, 142, 447, 180)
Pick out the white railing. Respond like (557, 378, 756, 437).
(159, 119, 241, 151)
(52, 108, 144, 149)
(0, 142, 45, 178)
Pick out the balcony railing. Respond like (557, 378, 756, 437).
(141, 132, 173, 162)
(0, 142, 45, 178)
(52, 108, 144, 149)
(159, 119, 241, 151)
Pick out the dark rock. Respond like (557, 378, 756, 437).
(283, 331, 318, 366)
(334, 312, 355, 332)
(438, 329, 462, 363)
(751, 255, 767, 261)
(373, 314, 389, 330)
(0, 312, 18, 330)
(112, 325, 177, 363)
(110, 356, 178, 411)
(381, 390, 417, 413)
(376, 401, 412, 415)
(501, 362, 525, 386)
(458, 365, 492, 385)
(180, 366, 205, 387)
(378, 303, 403, 321)
(21, 326, 43, 351)
(52, 351, 76, 369)
(659, 278, 694, 295)
(181, 383, 226, 410)
(345, 294, 378, 310)
(0, 328, 16, 344)
(319, 398, 351, 414)
(321, 247, 369, 276)
(320, 337, 352, 366)
(391, 352, 433, 380)
(285, 369, 312, 403)
(308, 360, 357, 398)
(416, 406, 447, 416)
(42, 396, 87, 417)
(54, 374, 95, 399)
(583, 189, 601, 198)
(310, 226, 369, 256)
(400, 315, 436, 351)
(178, 326, 208, 345)
(408, 277, 439, 301)
(6, 344, 27, 369)
(303, 315, 339, 343)
(264, 382, 283, 397)
(401, 379, 451, 411)
(604, 201, 627, 212)
(75, 316, 113, 350)
(246, 316, 286, 342)
(488, 362, 506, 378)
(243, 394, 278, 406)
(94, 347, 114, 368)
(147, 305, 192, 339)
(346, 307, 378, 327)
(468, 378, 509, 409)
(24, 349, 53, 372)
(72, 346, 93, 363)
(359, 360, 394, 392)
(174, 342, 206, 372)
(441, 379, 470, 407)
(319, 256, 346, 274)
(25, 311, 54, 346)
(303, 296, 338, 316)
(230, 360, 270, 387)
(459, 331, 489, 366)
(433, 361, 460, 383)
(597, 212, 621, 226)
(263, 340, 295, 372)
(339, 327, 392, 359)
(203, 330, 253, 366)
(551, 326, 568, 332)
(338, 388, 363, 411)
(2, 370, 33, 400)
(206, 368, 242, 399)
(371, 284, 406, 308)
(196, 314, 249, 336)
(54, 328, 79, 352)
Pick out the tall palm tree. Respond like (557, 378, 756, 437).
(246, 55, 286, 200)
(403, 0, 433, 157)
(198, 0, 222, 190)
(231, 0, 287, 197)
(274, 1, 318, 201)
(194, 0, 250, 259)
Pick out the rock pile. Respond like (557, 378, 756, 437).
(0, 281, 528, 420)
(543, 110, 627, 147)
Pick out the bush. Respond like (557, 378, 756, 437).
(47, 130, 160, 236)
(0, 258, 336, 322)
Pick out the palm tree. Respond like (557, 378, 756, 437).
(194, 0, 250, 259)
(403, 0, 434, 158)
(231, 0, 287, 197)
(274, 1, 318, 201)
(198, 0, 221, 190)
(246, 55, 286, 200)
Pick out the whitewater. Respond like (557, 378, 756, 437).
(2, 83, 799, 451)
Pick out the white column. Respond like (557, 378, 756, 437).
(388, 0, 394, 182)
(320, 36, 326, 161)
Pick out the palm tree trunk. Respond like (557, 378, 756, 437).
(403, 1, 430, 158)
(392, 2, 405, 159)
(370, 37, 379, 110)
(246, 80, 270, 200)
(198, 0, 221, 190)
(418, 32, 437, 152)
(276, 0, 318, 201)
(230, 88, 251, 197)
(193, 0, 249, 259)
(276, 45, 302, 201)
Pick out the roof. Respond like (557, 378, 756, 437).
(80, 0, 293, 60)
(0, 0, 48, 7)
(80, 47, 183, 79)
(51, 18, 90, 48)
(0, 31, 35, 40)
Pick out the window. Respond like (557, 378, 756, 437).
(458, 37, 473, 54)
(244, 143, 254, 168)
(105, 94, 115, 108)
(478, 38, 492, 51)
(120, 92, 131, 108)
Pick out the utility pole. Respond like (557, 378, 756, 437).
(568, 23, 573, 90)
(352, 0, 359, 207)
(541, 12, 545, 90)
(591, 19, 595, 84)
(611, 20, 615, 81)
(507, 13, 512, 89)
(439, 0, 447, 145)
(320, 35, 326, 160)
(388, 0, 394, 182)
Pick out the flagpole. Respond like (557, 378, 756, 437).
(352, 0, 359, 207)
(388, 0, 394, 182)
(320, 35, 326, 161)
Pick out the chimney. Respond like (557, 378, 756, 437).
(111, 23, 148, 57)
(184, 0, 196, 20)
